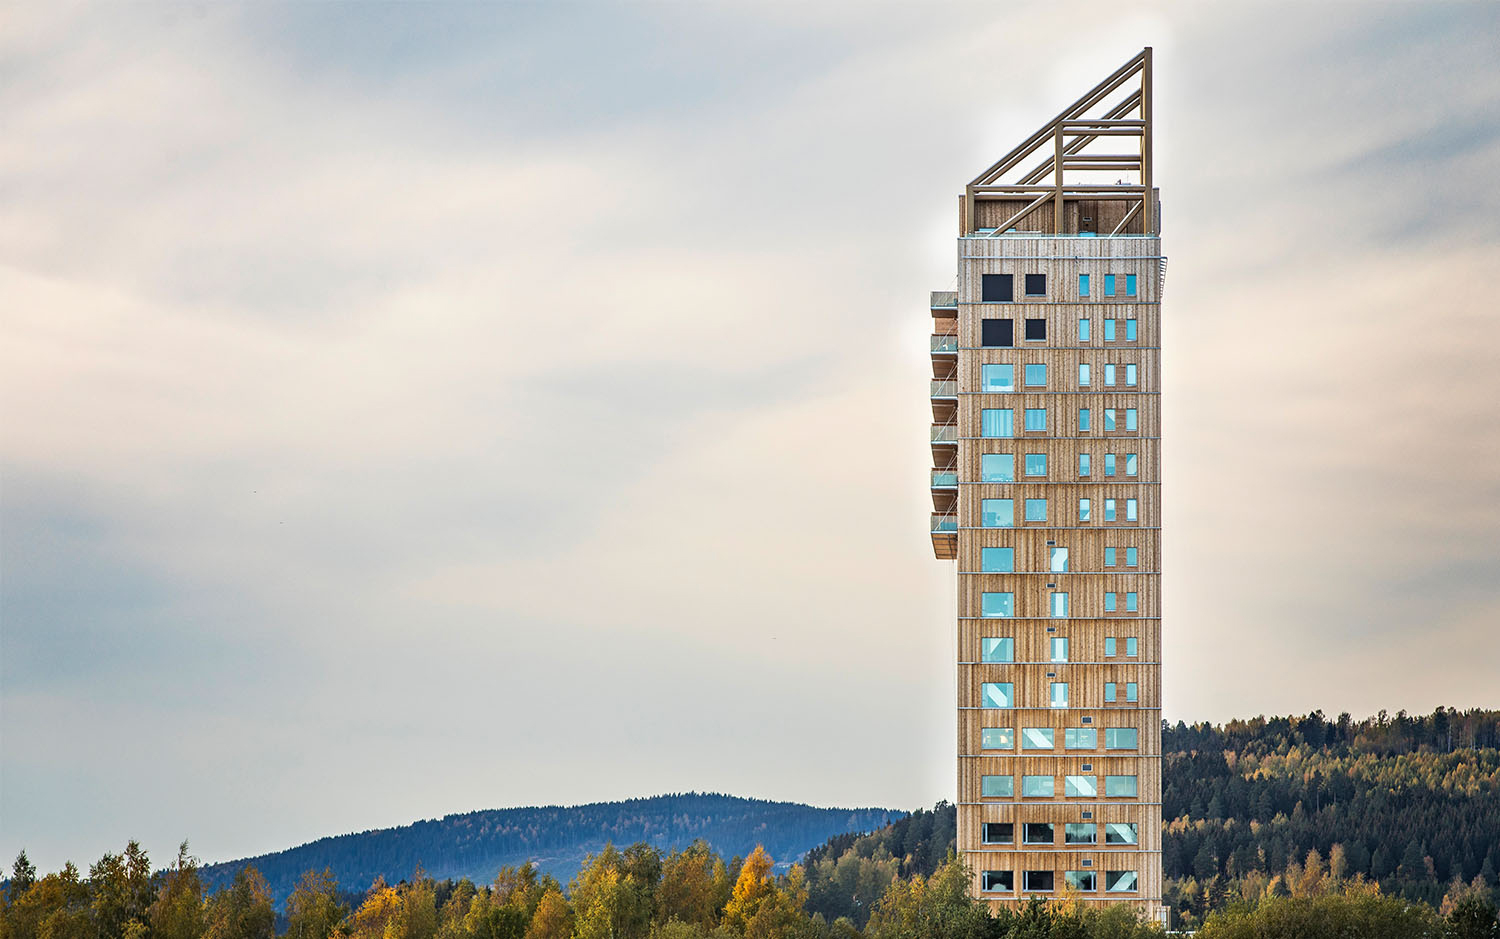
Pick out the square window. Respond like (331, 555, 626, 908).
(1078, 408, 1091, 431)
(1078, 363, 1091, 386)
(1025, 498, 1048, 522)
(1021, 775, 1054, 797)
(1106, 870, 1138, 893)
(1105, 547, 1117, 567)
(1125, 274, 1137, 297)
(1126, 592, 1139, 612)
(1104, 682, 1117, 702)
(981, 318, 1013, 347)
(981, 774, 1014, 797)
(1024, 408, 1047, 432)
(981, 870, 1014, 892)
(981, 409, 1015, 438)
(1126, 409, 1138, 432)
(1049, 637, 1069, 662)
(1105, 823, 1139, 845)
(1049, 682, 1069, 708)
(982, 822, 1014, 845)
(1023, 363, 1047, 387)
(1077, 498, 1091, 522)
(1105, 592, 1117, 612)
(1065, 871, 1097, 892)
(1024, 318, 1047, 341)
(1023, 871, 1055, 892)
(1104, 636, 1117, 656)
(1103, 319, 1117, 342)
(981, 727, 1015, 749)
(981, 593, 1015, 618)
(1050, 592, 1069, 618)
(1126, 682, 1138, 702)
(981, 682, 1014, 708)
(1024, 273, 1046, 296)
(1126, 498, 1139, 522)
(981, 637, 1013, 663)
(981, 547, 1014, 573)
(1065, 775, 1097, 797)
(1065, 727, 1096, 748)
(1078, 454, 1091, 476)
(981, 363, 1015, 392)
(1125, 319, 1138, 341)
(1104, 453, 1116, 476)
(1126, 637, 1138, 656)
(1065, 823, 1097, 845)
(1126, 364, 1138, 387)
(1049, 547, 1068, 572)
(981, 499, 1014, 527)
(1105, 775, 1138, 797)
(1021, 727, 1055, 749)
(1105, 728, 1139, 749)
(1125, 546, 1138, 567)
(1078, 274, 1090, 298)
(981, 274, 1013, 302)
(1125, 453, 1138, 477)
(1024, 453, 1047, 476)
(981, 453, 1015, 482)
(1104, 274, 1116, 297)
(1078, 319, 1091, 342)
(1022, 823, 1055, 845)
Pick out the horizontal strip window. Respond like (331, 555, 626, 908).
(957, 801, 1162, 807)
(958, 706, 1155, 711)
(957, 571, 1162, 575)
(957, 661, 1160, 667)
(956, 616, 1161, 621)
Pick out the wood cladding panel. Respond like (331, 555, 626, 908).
(956, 625, 1163, 665)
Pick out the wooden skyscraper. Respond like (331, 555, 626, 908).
(928, 49, 1166, 922)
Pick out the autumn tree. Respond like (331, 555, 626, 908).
(203, 867, 275, 939)
(522, 888, 571, 939)
(284, 869, 348, 939)
(149, 843, 206, 939)
(656, 842, 729, 929)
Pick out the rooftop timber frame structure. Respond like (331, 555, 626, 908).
(929, 48, 1167, 924)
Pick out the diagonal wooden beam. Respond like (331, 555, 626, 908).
(1018, 90, 1143, 185)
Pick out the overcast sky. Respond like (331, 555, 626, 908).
(3, 0, 1499, 875)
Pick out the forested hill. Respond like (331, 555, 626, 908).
(199, 793, 900, 904)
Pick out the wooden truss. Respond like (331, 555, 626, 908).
(965, 48, 1155, 236)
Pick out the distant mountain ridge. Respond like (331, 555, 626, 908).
(200, 792, 902, 904)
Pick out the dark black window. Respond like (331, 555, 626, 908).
(1024, 274, 1047, 296)
(1025, 318, 1047, 341)
(982, 822, 1014, 844)
(982, 318, 1013, 347)
(1023, 871, 1055, 892)
(981, 870, 1014, 892)
(982, 274, 1013, 302)
(1023, 822, 1055, 844)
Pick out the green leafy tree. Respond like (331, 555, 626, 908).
(202, 867, 274, 939)
(149, 843, 205, 939)
(89, 842, 155, 939)
(864, 855, 988, 939)
(521, 889, 570, 939)
(657, 842, 728, 929)
(284, 870, 348, 939)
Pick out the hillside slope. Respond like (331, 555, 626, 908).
(200, 792, 901, 903)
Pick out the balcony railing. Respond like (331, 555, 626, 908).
(930, 380, 957, 397)
(931, 468, 958, 488)
(930, 424, 957, 443)
(931, 513, 958, 533)
(930, 334, 958, 353)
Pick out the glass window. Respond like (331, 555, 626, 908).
(1078, 499, 1091, 522)
(1125, 453, 1138, 476)
(1104, 682, 1117, 702)
(981, 499, 1014, 528)
(1125, 319, 1138, 341)
(1104, 363, 1116, 387)
(1126, 682, 1138, 702)
(1078, 319, 1091, 342)
(1024, 318, 1046, 341)
(981, 637, 1013, 662)
(1104, 408, 1117, 432)
(1106, 728, 1139, 749)
(1078, 363, 1091, 386)
(1065, 871, 1097, 892)
(981, 274, 1013, 302)
(982, 822, 1014, 845)
(981, 363, 1015, 393)
(1065, 823, 1098, 845)
(1126, 592, 1139, 612)
(981, 727, 1015, 749)
(1126, 498, 1138, 522)
(1049, 637, 1069, 662)
(981, 774, 1014, 797)
(1106, 870, 1138, 893)
(1078, 453, 1091, 476)
(1104, 274, 1116, 297)
(1078, 274, 1090, 297)
(1022, 823, 1055, 845)
(1050, 592, 1069, 618)
(1023, 871, 1055, 892)
(1105, 636, 1117, 656)
(1078, 408, 1091, 431)
(1126, 364, 1138, 387)
(1025, 498, 1048, 522)
(1050, 682, 1068, 708)
(1126, 637, 1138, 656)
(1065, 727, 1097, 749)
(981, 318, 1014, 347)
(1021, 727, 1055, 749)
(1104, 499, 1117, 522)
(1065, 775, 1097, 797)
(1104, 453, 1116, 476)
(1049, 547, 1068, 572)
(1103, 319, 1117, 342)
(1125, 409, 1138, 432)
(1024, 408, 1046, 432)
(1105, 592, 1117, 612)
(1024, 453, 1047, 476)
(1022, 775, 1054, 797)
(981, 453, 1015, 482)
(1024, 363, 1047, 386)
(981, 870, 1014, 892)
(1105, 823, 1139, 845)
(981, 547, 1014, 573)
(981, 593, 1014, 618)
(982, 682, 1014, 708)
(1024, 274, 1046, 297)
(1105, 775, 1138, 797)
(981, 409, 1015, 438)
(1125, 274, 1137, 297)
(1105, 547, 1117, 567)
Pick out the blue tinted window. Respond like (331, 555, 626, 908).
(1104, 274, 1116, 296)
(1024, 364, 1047, 386)
(1079, 408, 1091, 431)
(1125, 274, 1137, 297)
(982, 364, 1015, 392)
(1079, 319, 1091, 342)
(981, 499, 1014, 528)
(982, 409, 1015, 437)
(981, 594, 1015, 619)
(981, 547, 1015, 572)
(1025, 453, 1047, 476)
(1125, 319, 1137, 341)
(1024, 498, 1047, 522)
(1078, 274, 1090, 297)
(1024, 409, 1046, 432)
(981, 453, 1014, 482)
(1104, 319, 1117, 341)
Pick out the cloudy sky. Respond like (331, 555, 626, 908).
(3, 0, 1499, 874)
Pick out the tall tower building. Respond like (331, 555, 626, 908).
(928, 50, 1165, 922)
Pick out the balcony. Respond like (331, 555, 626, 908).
(931, 467, 956, 513)
(930, 513, 957, 532)
(930, 334, 958, 354)
(930, 379, 957, 398)
(931, 468, 958, 488)
(930, 423, 957, 443)
(931, 512, 957, 560)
